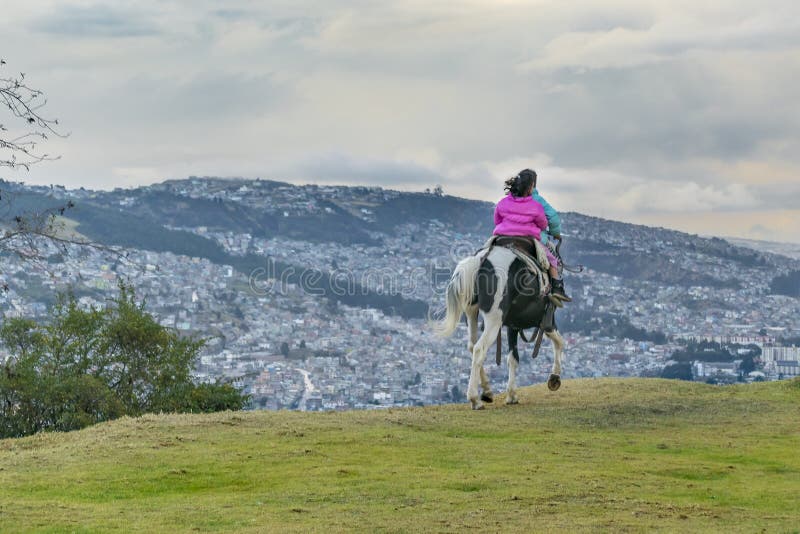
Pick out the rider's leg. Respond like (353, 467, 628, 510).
(548, 264, 571, 302)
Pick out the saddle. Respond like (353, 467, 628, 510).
(477, 235, 551, 297)
(494, 236, 542, 264)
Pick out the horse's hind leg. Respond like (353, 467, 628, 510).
(506, 328, 520, 405)
(479, 367, 493, 403)
(508, 327, 521, 363)
(545, 329, 565, 391)
(468, 307, 493, 401)
(467, 310, 502, 410)
(466, 305, 479, 354)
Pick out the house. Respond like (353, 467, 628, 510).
(776, 360, 799, 377)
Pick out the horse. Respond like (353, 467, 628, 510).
(434, 242, 565, 410)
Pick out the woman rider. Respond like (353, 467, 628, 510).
(493, 170, 571, 302)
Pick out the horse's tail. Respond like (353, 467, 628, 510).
(432, 254, 482, 338)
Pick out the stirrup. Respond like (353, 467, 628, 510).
(552, 292, 572, 303)
(550, 279, 572, 303)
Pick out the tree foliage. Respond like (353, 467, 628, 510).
(770, 270, 800, 297)
(660, 363, 693, 381)
(559, 308, 668, 344)
(0, 283, 248, 439)
(668, 340, 760, 363)
(778, 336, 800, 346)
(739, 355, 756, 375)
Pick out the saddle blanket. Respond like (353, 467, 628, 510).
(478, 236, 551, 297)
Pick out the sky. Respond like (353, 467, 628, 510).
(2, 0, 799, 242)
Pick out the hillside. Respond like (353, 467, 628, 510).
(1, 378, 798, 532)
(1, 178, 799, 409)
(7, 178, 792, 295)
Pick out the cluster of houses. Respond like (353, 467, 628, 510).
(0, 178, 798, 410)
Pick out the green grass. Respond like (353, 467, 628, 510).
(1, 378, 799, 533)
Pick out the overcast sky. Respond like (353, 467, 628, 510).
(2, 1, 799, 242)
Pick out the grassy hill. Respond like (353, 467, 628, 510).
(1, 379, 799, 533)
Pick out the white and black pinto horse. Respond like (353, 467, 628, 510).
(435, 244, 565, 410)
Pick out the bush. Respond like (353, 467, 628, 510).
(770, 271, 800, 297)
(660, 363, 694, 381)
(0, 283, 248, 438)
(189, 382, 248, 413)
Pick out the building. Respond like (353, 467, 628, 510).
(762, 346, 800, 364)
(776, 360, 800, 377)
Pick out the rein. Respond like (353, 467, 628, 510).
(553, 237, 584, 274)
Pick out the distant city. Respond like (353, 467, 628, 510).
(1, 177, 798, 410)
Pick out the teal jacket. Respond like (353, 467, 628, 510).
(532, 189, 561, 244)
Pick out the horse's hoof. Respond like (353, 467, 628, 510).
(547, 374, 561, 391)
(506, 398, 519, 405)
(471, 402, 485, 410)
(481, 393, 494, 403)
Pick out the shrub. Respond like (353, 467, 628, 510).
(0, 283, 248, 438)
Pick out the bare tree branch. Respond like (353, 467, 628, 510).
(0, 59, 141, 289)
(1, 189, 136, 265)
(1, 59, 67, 170)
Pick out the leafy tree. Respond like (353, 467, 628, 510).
(98, 284, 204, 414)
(660, 363, 693, 381)
(668, 341, 735, 363)
(0, 283, 248, 438)
(770, 270, 800, 297)
(559, 309, 667, 343)
(188, 382, 249, 413)
(779, 336, 800, 346)
(739, 355, 756, 375)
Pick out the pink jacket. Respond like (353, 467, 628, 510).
(493, 194, 548, 239)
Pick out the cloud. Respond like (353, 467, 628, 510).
(290, 152, 444, 187)
(103, 71, 292, 124)
(31, 4, 161, 38)
(748, 223, 772, 239)
(1, 0, 798, 241)
(111, 166, 162, 187)
(754, 182, 800, 211)
(437, 155, 765, 215)
(519, 2, 800, 71)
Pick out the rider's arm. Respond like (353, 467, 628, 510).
(533, 206, 548, 235)
(535, 193, 562, 238)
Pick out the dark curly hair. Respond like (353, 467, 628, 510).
(504, 169, 537, 197)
